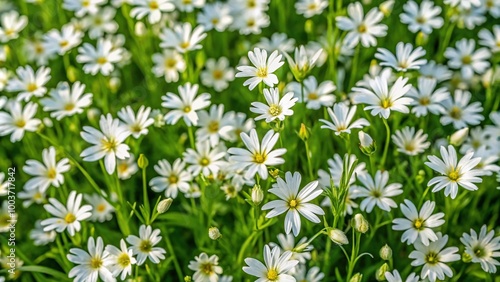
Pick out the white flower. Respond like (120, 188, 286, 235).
(352, 76, 412, 119)
(400, 0, 443, 34)
(250, 87, 298, 123)
(444, 38, 491, 80)
(80, 114, 131, 175)
(293, 265, 325, 282)
(286, 76, 336, 109)
(0, 11, 28, 42)
(43, 24, 84, 56)
(29, 220, 56, 246)
(18, 187, 46, 208)
(262, 171, 324, 236)
(188, 253, 223, 282)
(63, 0, 106, 17)
(161, 83, 211, 126)
(0, 101, 41, 142)
(353, 170, 403, 213)
(84, 193, 115, 223)
(150, 158, 193, 198)
(440, 89, 484, 129)
(197, 3, 233, 32)
(375, 42, 427, 72)
(419, 61, 452, 83)
(200, 57, 234, 92)
(392, 200, 445, 246)
(408, 77, 449, 117)
(126, 225, 166, 265)
(224, 112, 255, 142)
(460, 225, 500, 273)
(77, 38, 123, 75)
(0, 172, 8, 196)
(117, 154, 138, 180)
(391, 127, 430, 156)
(228, 129, 286, 180)
(173, 0, 204, 12)
(196, 104, 234, 147)
(473, 146, 500, 176)
(231, 9, 270, 35)
(235, 47, 284, 90)
(152, 49, 186, 83)
(295, 0, 328, 18)
(479, 26, 500, 53)
(40, 81, 93, 120)
(425, 145, 483, 199)
(67, 237, 115, 282)
(243, 245, 299, 281)
(409, 233, 460, 282)
(41, 191, 93, 236)
(159, 22, 207, 53)
(85, 7, 119, 39)
(6, 65, 51, 102)
(336, 2, 387, 47)
(257, 32, 296, 54)
(269, 233, 312, 264)
(284, 45, 323, 80)
(0, 202, 17, 233)
(320, 103, 370, 135)
(23, 146, 70, 193)
(183, 141, 226, 177)
(130, 0, 175, 24)
(385, 270, 420, 282)
(118, 105, 154, 139)
(444, 0, 480, 9)
(106, 239, 137, 280)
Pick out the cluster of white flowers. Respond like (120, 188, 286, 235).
(1, 0, 500, 281)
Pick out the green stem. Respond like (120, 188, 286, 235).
(304, 141, 315, 180)
(348, 44, 361, 91)
(187, 125, 195, 148)
(142, 165, 150, 224)
(164, 230, 184, 281)
(380, 118, 391, 169)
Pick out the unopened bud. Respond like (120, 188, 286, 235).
(43, 117, 53, 128)
(109, 77, 121, 93)
(87, 108, 101, 122)
(269, 169, 280, 179)
(135, 22, 147, 36)
(294, 242, 310, 253)
(379, 244, 392, 260)
(416, 31, 428, 46)
(66, 66, 78, 82)
(137, 154, 149, 169)
(184, 276, 192, 282)
(299, 123, 310, 141)
(462, 251, 472, 263)
(305, 19, 314, 34)
(359, 131, 376, 155)
(450, 127, 469, 146)
(376, 263, 390, 281)
(350, 273, 363, 282)
(208, 227, 221, 240)
(328, 228, 349, 245)
(157, 198, 173, 214)
(353, 213, 369, 233)
(251, 185, 264, 205)
(379, 0, 395, 17)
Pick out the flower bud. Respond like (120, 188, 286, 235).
(157, 198, 173, 214)
(43, 117, 53, 128)
(208, 227, 221, 240)
(304, 19, 314, 34)
(358, 131, 376, 155)
(379, 0, 395, 17)
(135, 21, 147, 36)
(376, 263, 390, 281)
(350, 273, 363, 282)
(353, 213, 369, 233)
(184, 276, 192, 282)
(138, 154, 149, 169)
(251, 185, 264, 205)
(87, 108, 101, 122)
(328, 228, 349, 245)
(269, 169, 280, 179)
(462, 251, 472, 263)
(379, 244, 392, 261)
(298, 123, 310, 141)
(450, 127, 469, 146)
(109, 77, 121, 93)
(66, 65, 78, 83)
(416, 31, 428, 46)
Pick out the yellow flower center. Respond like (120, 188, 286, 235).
(449, 106, 462, 119)
(35, 44, 44, 54)
(59, 40, 69, 48)
(47, 168, 57, 179)
(168, 174, 178, 184)
(180, 42, 190, 49)
(82, 0, 90, 7)
(118, 163, 128, 174)
(380, 98, 392, 109)
(419, 97, 430, 106)
(211, 18, 219, 25)
(117, 253, 131, 267)
(425, 252, 439, 265)
(308, 3, 317, 10)
(288, 199, 298, 209)
(182, 0, 192, 4)
(96, 203, 106, 212)
(199, 157, 210, 166)
(4, 29, 14, 36)
(131, 124, 142, 133)
(97, 57, 108, 65)
(404, 143, 415, 152)
(462, 55, 472, 64)
(398, 61, 409, 69)
(268, 104, 282, 116)
(65, 213, 76, 224)
(15, 119, 26, 128)
(308, 92, 318, 100)
(358, 24, 367, 33)
(27, 82, 38, 92)
(247, 0, 256, 8)
(416, 16, 426, 24)
(208, 121, 219, 133)
(473, 246, 486, 258)
(487, 0, 493, 7)
(253, 153, 266, 164)
(256, 67, 268, 78)
(414, 218, 423, 230)
(183, 106, 191, 113)
(90, 257, 103, 269)
(0, 214, 11, 227)
(247, 19, 256, 27)
(201, 263, 213, 274)
(139, 240, 153, 253)
(371, 190, 381, 198)
(33, 192, 42, 200)
(149, 0, 159, 9)
(102, 137, 118, 152)
(64, 103, 75, 111)
(448, 169, 460, 181)
(267, 269, 278, 280)
(164, 58, 177, 68)
(212, 70, 223, 79)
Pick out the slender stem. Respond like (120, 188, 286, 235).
(142, 165, 150, 224)
(187, 125, 195, 148)
(164, 230, 184, 281)
(380, 118, 391, 169)
(304, 141, 315, 180)
(348, 44, 361, 91)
